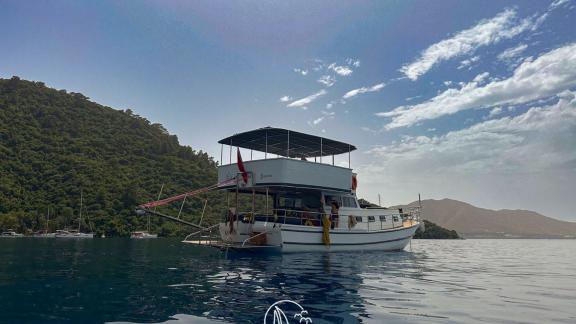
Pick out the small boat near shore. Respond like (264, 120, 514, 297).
(33, 232, 56, 238)
(33, 208, 55, 238)
(0, 230, 24, 238)
(55, 191, 94, 239)
(130, 231, 158, 239)
(54, 229, 95, 238)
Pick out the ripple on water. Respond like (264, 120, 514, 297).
(0, 238, 575, 323)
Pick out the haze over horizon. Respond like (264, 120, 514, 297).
(1, 0, 575, 220)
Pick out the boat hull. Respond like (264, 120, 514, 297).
(131, 233, 158, 239)
(55, 233, 95, 238)
(217, 221, 419, 253)
(280, 223, 418, 252)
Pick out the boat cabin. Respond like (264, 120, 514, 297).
(217, 127, 355, 192)
(215, 127, 413, 231)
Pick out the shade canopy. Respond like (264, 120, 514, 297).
(218, 127, 356, 158)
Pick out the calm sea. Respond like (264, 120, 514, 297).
(0, 238, 574, 323)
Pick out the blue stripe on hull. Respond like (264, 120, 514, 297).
(282, 235, 411, 246)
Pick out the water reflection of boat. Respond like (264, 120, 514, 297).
(153, 249, 422, 323)
(182, 127, 422, 253)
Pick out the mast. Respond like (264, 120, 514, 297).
(78, 190, 83, 232)
(46, 207, 49, 234)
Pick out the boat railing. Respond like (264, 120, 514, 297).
(182, 223, 220, 244)
(228, 206, 421, 232)
(241, 230, 270, 247)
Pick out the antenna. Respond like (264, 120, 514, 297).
(378, 194, 381, 207)
(419, 193, 422, 209)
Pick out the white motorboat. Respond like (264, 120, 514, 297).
(182, 127, 423, 253)
(0, 230, 24, 238)
(130, 231, 158, 239)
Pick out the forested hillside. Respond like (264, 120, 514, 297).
(0, 77, 227, 237)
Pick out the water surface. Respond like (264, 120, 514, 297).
(0, 239, 574, 323)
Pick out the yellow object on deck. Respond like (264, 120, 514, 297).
(322, 214, 331, 246)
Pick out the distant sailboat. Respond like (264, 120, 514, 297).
(34, 208, 55, 238)
(131, 185, 161, 239)
(55, 191, 94, 239)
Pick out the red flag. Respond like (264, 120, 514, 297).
(237, 148, 248, 184)
(352, 175, 358, 191)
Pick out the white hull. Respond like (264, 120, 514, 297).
(55, 231, 94, 238)
(33, 233, 56, 238)
(1, 231, 24, 238)
(131, 232, 158, 239)
(280, 223, 418, 252)
(218, 221, 419, 253)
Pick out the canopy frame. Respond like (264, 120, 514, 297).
(218, 127, 357, 160)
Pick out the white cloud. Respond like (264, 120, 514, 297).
(488, 106, 503, 117)
(287, 89, 327, 108)
(326, 103, 333, 109)
(346, 58, 361, 67)
(328, 63, 353, 76)
(400, 8, 543, 80)
(406, 95, 422, 102)
(343, 83, 385, 100)
(368, 91, 576, 174)
(359, 92, 576, 219)
(317, 75, 336, 87)
(498, 44, 528, 61)
(311, 117, 324, 125)
(379, 43, 576, 128)
(293, 68, 308, 76)
(279, 96, 292, 102)
(309, 110, 336, 126)
(550, 0, 570, 9)
(457, 55, 480, 70)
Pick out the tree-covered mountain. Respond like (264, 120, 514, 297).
(413, 220, 460, 239)
(0, 76, 228, 237)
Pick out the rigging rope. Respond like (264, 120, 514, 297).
(138, 178, 236, 209)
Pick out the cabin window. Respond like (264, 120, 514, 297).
(355, 216, 363, 222)
(379, 215, 387, 222)
(342, 196, 358, 208)
(367, 216, 375, 222)
(392, 216, 399, 222)
(325, 195, 342, 207)
(278, 197, 302, 209)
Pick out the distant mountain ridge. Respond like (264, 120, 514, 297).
(398, 199, 576, 238)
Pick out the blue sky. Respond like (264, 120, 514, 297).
(1, 0, 575, 220)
